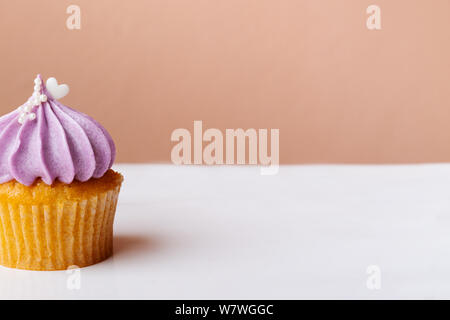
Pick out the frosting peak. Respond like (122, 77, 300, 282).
(0, 75, 116, 186)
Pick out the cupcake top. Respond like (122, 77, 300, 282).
(0, 75, 116, 186)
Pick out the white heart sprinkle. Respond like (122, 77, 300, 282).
(46, 77, 70, 100)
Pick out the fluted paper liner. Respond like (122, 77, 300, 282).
(0, 185, 121, 271)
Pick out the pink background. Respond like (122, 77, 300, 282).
(0, 0, 449, 163)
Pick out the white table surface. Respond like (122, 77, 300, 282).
(1, 163, 450, 299)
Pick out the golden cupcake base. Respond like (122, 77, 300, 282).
(0, 170, 123, 271)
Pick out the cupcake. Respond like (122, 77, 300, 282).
(0, 75, 123, 270)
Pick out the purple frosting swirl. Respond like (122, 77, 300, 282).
(0, 75, 116, 186)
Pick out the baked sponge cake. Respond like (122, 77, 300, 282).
(0, 75, 123, 270)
